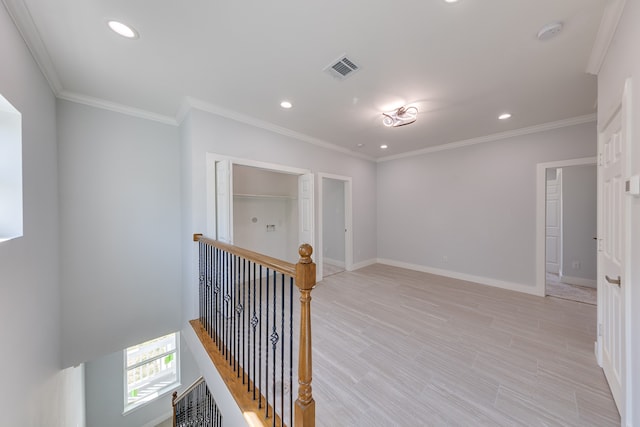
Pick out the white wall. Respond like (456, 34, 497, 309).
(85, 334, 199, 427)
(57, 100, 182, 367)
(561, 164, 597, 285)
(597, 0, 640, 424)
(377, 122, 596, 293)
(233, 166, 298, 262)
(322, 178, 345, 265)
(0, 3, 84, 426)
(233, 164, 298, 196)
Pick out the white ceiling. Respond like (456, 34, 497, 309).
(6, 0, 609, 159)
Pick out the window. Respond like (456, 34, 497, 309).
(124, 332, 180, 413)
(0, 94, 23, 243)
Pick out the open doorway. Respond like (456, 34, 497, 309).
(206, 154, 314, 264)
(536, 158, 597, 304)
(318, 173, 353, 280)
(545, 164, 597, 304)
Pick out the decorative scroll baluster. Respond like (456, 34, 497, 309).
(271, 269, 279, 427)
(265, 268, 270, 419)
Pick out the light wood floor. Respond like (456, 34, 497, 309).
(311, 264, 619, 426)
(546, 272, 597, 305)
(323, 262, 345, 278)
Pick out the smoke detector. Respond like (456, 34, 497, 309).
(537, 22, 563, 41)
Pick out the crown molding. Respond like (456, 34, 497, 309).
(377, 113, 597, 163)
(178, 96, 375, 162)
(2, 0, 63, 94)
(58, 91, 178, 125)
(586, 0, 627, 75)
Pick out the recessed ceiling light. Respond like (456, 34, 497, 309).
(444, 0, 459, 3)
(357, 143, 364, 147)
(280, 101, 292, 109)
(108, 20, 138, 39)
(498, 113, 512, 120)
(380, 144, 388, 149)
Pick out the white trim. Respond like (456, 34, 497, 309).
(377, 258, 540, 296)
(350, 259, 377, 271)
(180, 97, 374, 161)
(559, 275, 597, 289)
(621, 78, 633, 427)
(317, 173, 354, 281)
(58, 91, 178, 126)
(208, 153, 310, 176)
(2, 0, 63, 94)
(586, 0, 628, 75)
(536, 157, 597, 298)
(140, 411, 172, 427)
(378, 114, 597, 162)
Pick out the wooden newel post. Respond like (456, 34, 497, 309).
(295, 243, 316, 427)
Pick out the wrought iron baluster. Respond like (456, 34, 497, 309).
(289, 275, 294, 426)
(271, 270, 278, 427)
(265, 267, 270, 419)
(251, 262, 258, 398)
(258, 265, 263, 410)
(242, 257, 247, 384)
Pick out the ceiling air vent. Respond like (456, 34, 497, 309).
(324, 55, 360, 80)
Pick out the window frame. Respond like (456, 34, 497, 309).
(0, 94, 23, 243)
(123, 332, 181, 414)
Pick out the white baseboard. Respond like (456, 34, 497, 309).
(559, 274, 597, 288)
(377, 258, 540, 296)
(140, 411, 172, 427)
(349, 258, 377, 271)
(324, 257, 345, 268)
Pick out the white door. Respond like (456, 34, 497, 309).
(546, 169, 562, 274)
(216, 160, 233, 243)
(599, 107, 625, 415)
(298, 173, 314, 250)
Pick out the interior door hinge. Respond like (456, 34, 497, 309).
(597, 239, 604, 252)
(598, 152, 604, 166)
(598, 323, 603, 337)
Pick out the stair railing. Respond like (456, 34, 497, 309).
(192, 234, 316, 427)
(172, 376, 223, 427)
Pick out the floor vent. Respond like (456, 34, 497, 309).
(324, 55, 360, 80)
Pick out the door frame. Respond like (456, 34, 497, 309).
(318, 173, 353, 280)
(206, 152, 311, 244)
(535, 156, 596, 298)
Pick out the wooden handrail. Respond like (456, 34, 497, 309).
(172, 376, 205, 406)
(194, 233, 296, 277)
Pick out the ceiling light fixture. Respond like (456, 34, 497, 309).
(382, 106, 418, 127)
(108, 20, 138, 39)
(537, 22, 563, 41)
(280, 101, 292, 109)
(380, 144, 388, 149)
(498, 113, 512, 120)
(444, 0, 459, 3)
